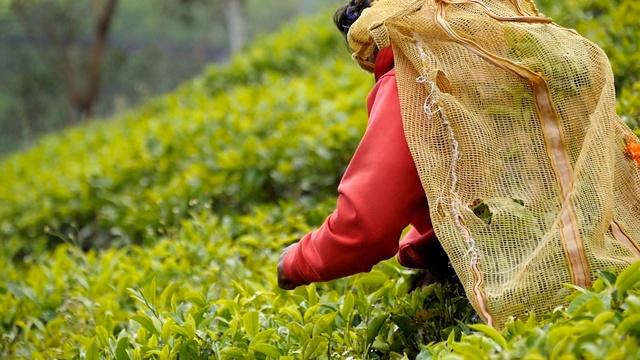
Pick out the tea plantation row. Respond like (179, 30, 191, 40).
(3, 202, 640, 358)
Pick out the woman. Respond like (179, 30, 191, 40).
(277, 0, 444, 290)
(277, 0, 640, 328)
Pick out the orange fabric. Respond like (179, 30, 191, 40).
(282, 63, 437, 286)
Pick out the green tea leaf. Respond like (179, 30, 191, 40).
(160, 282, 181, 310)
(525, 313, 538, 331)
(312, 312, 337, 337)
(131, 314, 160, 336)
(187, 291, 208, 308)
(170, 324, 190, 338)
(615, 259, 640, 296)
(279, 306, 303, 323)
(127, 288, 148, 308)
(150, 277, 157, 310)
(521, 354, 547, 360)
(372, 339, 390, 351)
(222, 347, 248, 357)
(446, 327, 456, 348)
(184, 314, 196, 340)
(251, 343, 281, 358)
(287, 322, 309, 342)
(306, 283, 318, 306)
(104, 314, 114, 335)
(148, 334, 158, 348)
(366, 314, 388, 347)
(547, 325, 574, 346)
(303, 337, 327, 359)
(341, 292, 355, 321)
(162, 318, 174, 344)
(250, 329, 276, 346)
(244, 311, 259, 339)
(618, 314, 640, 335)
(116, 336, 131, 360)
(452, 342, 486, 360)
(355, 272, 388, 286)
(597, 270, 617, 288)
(146, 349, 168, 360)
(586, 294, 608, 315)
(85, 339, 100, 360)
(567, 292, 594, 316)
(95, 326, 110, 347)
(303, 304, 320, 324)
(468, 324, 507, 349)
(593, 311, 615, 327)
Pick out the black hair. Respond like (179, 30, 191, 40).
(333, 0, 372, 40)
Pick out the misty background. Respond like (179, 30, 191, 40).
(0, 0, 343, 156)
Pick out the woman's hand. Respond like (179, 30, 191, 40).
(277, 244, 297, 290)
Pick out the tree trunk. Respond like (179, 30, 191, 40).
(222, 0, 244, 53)
(80, 0, 118, 120)
(11, 0, 118, 122)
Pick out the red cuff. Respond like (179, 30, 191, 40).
(281, 69, 435, 285)
(397, 227, 439, 269)
(281, 243, 309, 286)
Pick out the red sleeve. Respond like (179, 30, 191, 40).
(282, 70, 432, 285)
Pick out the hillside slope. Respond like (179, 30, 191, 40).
(0, 13, 371, 254)
(2, 5, 640, 360)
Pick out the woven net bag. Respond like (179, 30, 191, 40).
(349, 0, 640, 327)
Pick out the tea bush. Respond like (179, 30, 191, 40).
(0, 201, 476, 359)
(2, 3, 640, 360)
(0, 14, 371, 252)
(2, 205, 640, 358)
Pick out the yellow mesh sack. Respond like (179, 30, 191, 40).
(349, 0, 640, 327)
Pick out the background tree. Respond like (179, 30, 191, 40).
(221, 0, 245, 53)
(12, 0, 118, 122)
(0, 0, 342, 157)
(169, 0, 246, 53)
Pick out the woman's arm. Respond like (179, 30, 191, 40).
(279, 71, 433, 287)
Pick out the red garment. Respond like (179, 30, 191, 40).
(281, 50, 438, 286)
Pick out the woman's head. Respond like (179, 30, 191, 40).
(334, 0, 373, 40)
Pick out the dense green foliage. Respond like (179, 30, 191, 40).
(0, 15, 369, 253)
(2, 2, 640, 359)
